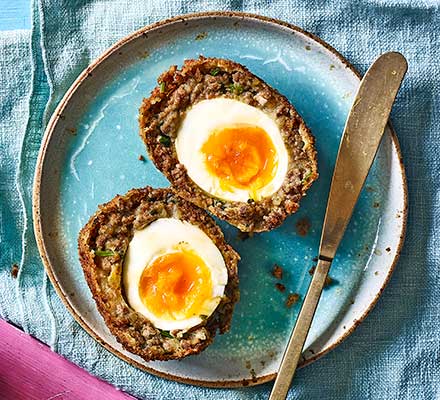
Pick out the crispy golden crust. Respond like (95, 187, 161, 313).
(78, 187, 239, 361)
(139, 57, 318, 232)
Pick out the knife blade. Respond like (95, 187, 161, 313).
(269, 52, 407, 400)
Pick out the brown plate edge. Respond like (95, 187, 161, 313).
(32, 10, 408, 389)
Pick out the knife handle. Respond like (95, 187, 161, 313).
(269, 258, 331, 400)
(319, 52, 408, 260)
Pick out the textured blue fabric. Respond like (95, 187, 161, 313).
(0, 1, 439, 399)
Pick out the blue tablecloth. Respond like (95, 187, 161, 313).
(1, 1, 439, 399)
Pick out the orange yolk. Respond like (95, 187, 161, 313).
(139, 249, 212, 320)
(201, 124, 278, 197)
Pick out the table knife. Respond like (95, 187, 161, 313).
(269, 51, 407, 400)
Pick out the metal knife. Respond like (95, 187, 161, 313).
(269, 52, 408, 400)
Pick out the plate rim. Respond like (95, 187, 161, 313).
(32, 10, 408, 388)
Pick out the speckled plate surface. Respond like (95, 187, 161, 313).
(33, 12, 407, 387)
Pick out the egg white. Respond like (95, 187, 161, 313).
(123, 218, 227, 331)
(175, 98, 288, 202)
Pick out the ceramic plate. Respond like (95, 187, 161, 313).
(33, 12, 407, 387)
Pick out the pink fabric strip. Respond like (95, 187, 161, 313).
(0, 319, 135, 400)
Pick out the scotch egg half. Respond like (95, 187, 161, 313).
(123, 218, 228, 331)
(139, 57, 318, 232)
(175, 98, 289, 203)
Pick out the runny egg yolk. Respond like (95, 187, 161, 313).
(138, 249, 212, 320)
(201, 124, 278, 199)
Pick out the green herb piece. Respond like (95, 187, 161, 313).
(158, 135, 171, 147)
(210, 67, 221, 76)
(159, 329, 173, 339)
(199, 314, 208, 320)
(195, 32, 207, 41)
(159, 81, 166, 93)
(235, 84, 244, 95)
(228, 83, 244, 95)
(95, 249, 117, 257)
(302, 171, 312, 184)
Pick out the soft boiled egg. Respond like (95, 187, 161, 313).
(175, 98, 288, 202)
(123, 218, 228, 331)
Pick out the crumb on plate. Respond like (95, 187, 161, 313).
(286, 293, 300, 308)
(272, 264, 283, 280)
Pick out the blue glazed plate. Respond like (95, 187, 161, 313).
(33, 12, 407, 387)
